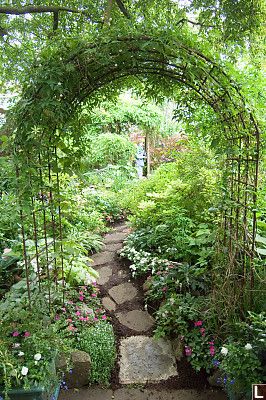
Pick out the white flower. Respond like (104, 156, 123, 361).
(12, 343, 20, 349)
(221, 347, 228, 356)
(21, 366, 28, 376)
(3, 248, 12, 254)
(18, 351, 24, 357)
(245, 343, 252, 350)
(34, 353, 42, 361)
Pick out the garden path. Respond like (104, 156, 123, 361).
(59, 222, 226, 400)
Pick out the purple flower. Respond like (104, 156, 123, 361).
(212, 359, 220, 367)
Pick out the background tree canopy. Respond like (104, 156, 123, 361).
(0, 0, 265, 99)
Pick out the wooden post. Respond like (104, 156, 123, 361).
(146, 133, 151, 177)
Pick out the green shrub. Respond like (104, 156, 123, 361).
(78, 322, 116, 385)
(83, 133, 135, 169)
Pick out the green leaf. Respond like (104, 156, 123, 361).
(256, 248, 266, 256)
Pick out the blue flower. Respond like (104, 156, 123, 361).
(212, 359, 220, 367)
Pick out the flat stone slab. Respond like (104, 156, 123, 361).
(102, 296, 116, 312)
(108, 282, 138, 304)
(96, 266, 113, 285)
(102, 242, 123, 252)
(104, 232, 128, 244)
(119, 336, 178, 384)
(116, 310, 155, 332)
(59, 388, 226, 400)
(90, 251, 116, 267)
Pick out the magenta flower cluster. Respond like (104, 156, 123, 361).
(56, 284, 108, 333)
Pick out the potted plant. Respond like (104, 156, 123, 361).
(0, 281, 68, 400)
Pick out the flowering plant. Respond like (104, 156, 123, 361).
(53, 284, 109, 335)
(184, 321, 220, 373)
(218, 342, 264, 399)
(0, 312, 67, 398)
(0, 280, 110, 398)
(154, 293, 206, 338)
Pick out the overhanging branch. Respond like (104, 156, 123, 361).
(115, 0, 130, 19)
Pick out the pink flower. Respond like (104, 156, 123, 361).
(55, 314, 60, 320)
(79, 291, 83, 295)
(162, 287, 168, 292)
(209, 341, 214, 345)
(210, 346, 215, 357)
(93, 317, 98, 322)
(156, 271, 162, 275)
(91, 293, 97, 298)
(61, 307, 66, 313)
(76, 311, 81, 316)
(102, 315, 107, 320)
(24, 332, 31, 337)
(194, 321, 203, 327)
(79, 296, 84, 301)
(68, 325, 77, 331)
(185, 346, 192, 356)
(200, 328, 205, 336)
(92, 281, 97, 287)
(12, 331, 20, 337)
(79, 317, 84, 321)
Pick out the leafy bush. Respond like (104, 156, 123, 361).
(82, 133, 135, 170)
(78, 322, 116, 385)
(154, 293, 207, 338)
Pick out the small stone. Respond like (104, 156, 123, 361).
(119, 336, 177, 384)
(56, 350, 91, 388)
(102, 296, 116, 312)
(108, 282, 138, 304)
(116, 310, 155, 332)
(97, 266, 113, 285)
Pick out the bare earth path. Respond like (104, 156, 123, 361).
(59, 223, 226, 400)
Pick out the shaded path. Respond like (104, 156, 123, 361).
(59, 222, 226, 400)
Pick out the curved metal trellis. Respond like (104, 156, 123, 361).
(12, 33, 260, 312)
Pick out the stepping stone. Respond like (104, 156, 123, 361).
(96, 266, 113, 285)
(114, 224, 130, 233)
(104, 232, 128, 244)
(102, 296, 116, 312)
(108, 282, 138, 304)
(90, 251, 116, 267)
(116, 310, 155, 332)
(102, 242, 123, 252)
(119, 336, 178, 384)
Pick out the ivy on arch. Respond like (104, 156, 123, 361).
(9, 29, 260, 311)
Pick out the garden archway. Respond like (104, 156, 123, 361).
(11, 31, 260, 308)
